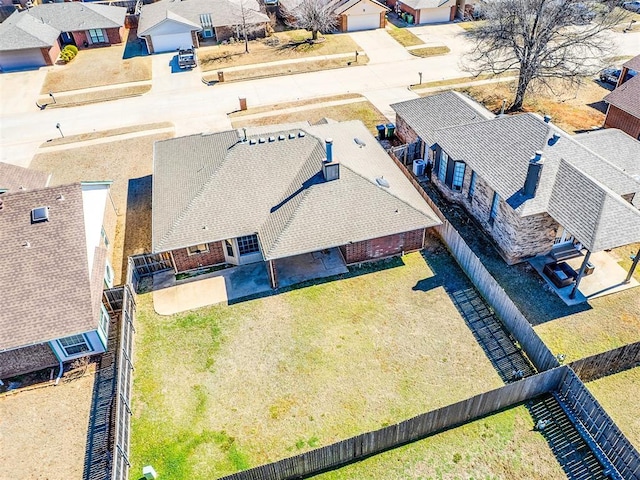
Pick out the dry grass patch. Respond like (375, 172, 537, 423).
(231, 99, 388, 133)
(409, 46, 450, 57)
(199, 31, 361, 71)
(385, 24, 424, 47)
(29, 129, 174, 283)
(611, 242, 640, 283)
(204, 56, 367, 83)
(457, 20, 486, 31)
(229, 93, 363, 117)
(459, 78, 609, 132)
(412, 72, 516, 91)
(587, 366, 640, 450)
(41, 85, 151, 107)
(313, 405, 565, 479)
(40, 122, 173, 147)
(130, 251, 504, 479)
(41, 40, 151, 93)
(0, 370, 95, 479)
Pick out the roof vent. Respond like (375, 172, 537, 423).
(354, 137, 366, 148)
(547, 133, 560, 146)
(23, 241, 31, 248)
(258, 137, 266, 144)
(278, 134, 285, 141)
(268, 136, 275, 142)
(376, 176, 390, 188)
(544, 115, 552, 123)
(57, 194, 64, 201)
(298, 131, 305, 138)
(325, 138, 333, 162)
(19, 185, 25, 190)
(31, 206, 49, 223)
(249, 138, 257, 145)
(289, 133, 296, 139)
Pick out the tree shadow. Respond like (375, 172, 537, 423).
(120, 175, 152, 277)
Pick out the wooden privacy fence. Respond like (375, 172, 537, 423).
(220, 368, 567, 480)
(389, 152, 559, 373)
(555, 368, 640, 479)
(110, 285, 137, 480)
(569, 341, 640, 383)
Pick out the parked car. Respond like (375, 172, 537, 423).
(622, 0, 640, 12)
(177, 49, 197, 69)
(599, 67, 638, 85)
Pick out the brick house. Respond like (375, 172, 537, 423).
(152, 120, 441, 288)
(138, 0, 269, 54)
(0, 3, 126, 71)
(0, 164, 117, 378)
(391, 92, 640, 271)
(279, 0, 388, 32)
(603, 55, 640, 140)
(386, 0, 456, 24)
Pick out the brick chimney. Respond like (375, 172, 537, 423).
(322, 138, 340, 181)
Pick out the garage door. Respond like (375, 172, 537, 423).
(0, 48, 46, 72)
(151, 32, 194, 53)
(347, 13, 381, 31)
(418, 6, 451, 24)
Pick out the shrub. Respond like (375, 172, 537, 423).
(65, 45, 79, 55)
(59, 45, 78, 63)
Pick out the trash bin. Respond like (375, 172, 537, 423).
(217, 71, 224, 82)
(386, 123, 396, 139)
(412, 159, 425, 176)
(239, 97, 247, 111)
(376, 124, 386, 140)
(407, 14, 414, 24)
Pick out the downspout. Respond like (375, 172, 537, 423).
(54, 358, 64, 385)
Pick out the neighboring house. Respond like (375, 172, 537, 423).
(151, 120, 441, 288)
(603, 55, 640, 140)
(387, 0, 456, 24)
(138, 0, 269, 54)
(391, 92, 640, 267)
(0, 2, 126, 71)
(279, 0, 388, 31)
(0, 178, 117, 379)
(0, 161, 51, 192)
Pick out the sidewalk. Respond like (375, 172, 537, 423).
(38, 126, 174, 152)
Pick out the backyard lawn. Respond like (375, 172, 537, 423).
(587, 366, 640, 451)
(29, 125, 174, 283)
(130, 250, 505, 479)
(312, 405, 566, 479)
(198, 30, 361, 71)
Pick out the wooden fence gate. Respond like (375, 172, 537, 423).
(129, 252, 173, 278)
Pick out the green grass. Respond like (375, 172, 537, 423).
(311, 405, 565, 479)
(130, 250, 505, 479)
(385, 24, 424, 47)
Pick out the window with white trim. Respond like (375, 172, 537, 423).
(468, 171, 477, 199)
(490, 192, 500, 224)
(99, 304, 110, 337)
(88, 29, 106, 43)
(101, 227, 109, 248)
(187, 244, 209, 255)
(438, 150, 448, 182)
(58, 334, 91, 356)
(452, 162, 465, 192)
(104, 262, 114, 288)
(237, 235, 259, 256)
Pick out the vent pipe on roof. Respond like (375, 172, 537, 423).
(523, 151, 544, 197)
(547, 133, 560, 146)
(544, 115, 552, 123)
(325, 138, 333, 162)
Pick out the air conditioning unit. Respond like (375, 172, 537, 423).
(412, 159, 426, 177)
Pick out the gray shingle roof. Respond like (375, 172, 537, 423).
(0, 162, 50, 193)
(574, 129, 640, 181)
(623, 54, 640, 72)
(548, 160, 640, 252)
(397, 0, 451, 10)
(0, 184, 101, 352)
(139, 0, 268, 36)
(0, 11, 60, 51)
(604, 74, 640, 119)
(390, 91, 494, 147)
(152, 120, 440, 259)
(0, 3, 125, 51)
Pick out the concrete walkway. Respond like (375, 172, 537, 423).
(349, 29, 413, 64)
(37, 80, 152, 100)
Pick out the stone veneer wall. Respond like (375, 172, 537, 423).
(172, 241, 226, 272)
(339, 229, 424, 264)
(432, 165, 558, 264)
(394, 116, 420, 144)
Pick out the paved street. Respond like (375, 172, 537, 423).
(1, 24, 638, 167)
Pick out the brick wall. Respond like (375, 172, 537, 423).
(191, 30, 199, 48)
(394, 116, 420, 144)
(106, 26, 125, 45)
(42, 42, 60, 65)
(172, 242, 226, 272)
(340, 229, 425, 264)
(72, 27, 122, 49)
(604, 105, 640, 140)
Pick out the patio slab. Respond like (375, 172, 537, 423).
(529, 251, 639, 306)
(276, 248, 348, 288)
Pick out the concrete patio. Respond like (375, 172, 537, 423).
(152, 248, 348, 315)
(529, 251, 639, 306)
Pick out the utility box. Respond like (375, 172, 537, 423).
(143, 466, 158, 480)
(217, 71, 224, 82)
(239, 97, 247, 111)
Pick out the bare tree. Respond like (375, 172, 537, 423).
(286, 0, 338, 41)
(464, 0, 627, 111)
(232, 0, 269, 53)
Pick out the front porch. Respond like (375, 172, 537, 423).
(152, 248, 348, 315)
(530, 250, 639, 306)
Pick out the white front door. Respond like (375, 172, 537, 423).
(223, 239, 238, 265)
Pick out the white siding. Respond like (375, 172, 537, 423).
(151, 32, 194, 52)
(347, 13, 381, 31)
(418, 6, 451, 23)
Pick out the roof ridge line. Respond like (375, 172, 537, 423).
(262, 187, 313, 257)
